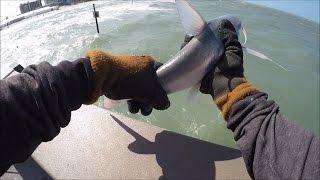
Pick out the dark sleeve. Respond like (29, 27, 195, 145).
(227, 92, 320, 179)
(0, 58, 94, 174)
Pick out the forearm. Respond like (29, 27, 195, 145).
(0, 59, 94, 174)
(227, 92, 320, 179)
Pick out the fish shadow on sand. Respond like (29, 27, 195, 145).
(111, 115, 242, 180)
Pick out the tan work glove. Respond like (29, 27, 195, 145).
(85, 50, 170, 115)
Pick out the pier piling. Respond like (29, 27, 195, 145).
(93, 4, 100, 34)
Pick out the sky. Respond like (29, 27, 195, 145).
(1, 0, 320, 23)
(247, 0, 320, 23)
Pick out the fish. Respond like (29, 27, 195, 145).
(155, 0, 224, 94)
(104, 0, 287, 109)
(156, 0, 287, 96)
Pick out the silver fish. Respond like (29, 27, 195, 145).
(104, 0, 287, 109)
(156, 0, 287, 95)
(156, 0, 223, 94)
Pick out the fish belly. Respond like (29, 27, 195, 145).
(156, 33, 222, 94)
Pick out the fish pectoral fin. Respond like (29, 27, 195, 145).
(187, 82, 201, 101)
(176, 0, 206, 36)
(242, 46, 288, 71)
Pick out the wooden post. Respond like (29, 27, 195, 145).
(93, 4, 100, 34)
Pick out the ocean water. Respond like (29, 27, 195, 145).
(1, 0, 319, 148)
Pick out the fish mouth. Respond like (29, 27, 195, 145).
(241, 26, 247, 44)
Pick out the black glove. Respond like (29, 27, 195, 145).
(85, 50, 170, 115)
(126, 62, 168, 116)
(181, 19, 257, 119)
(201, 19, 245, 100)
(181, 19, 245, 100)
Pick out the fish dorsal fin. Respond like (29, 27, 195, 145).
(176, 0, 206, 36)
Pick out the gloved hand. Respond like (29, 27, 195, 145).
(85, 50, 170, 115)
(126, 61, 166, 116)
(181, 19, 258, 119)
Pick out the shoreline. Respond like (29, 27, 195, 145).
(0, 6, 59, 30)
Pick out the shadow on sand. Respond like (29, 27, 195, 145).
(111, 115, 242, 180)
(3, 157, 52, 180)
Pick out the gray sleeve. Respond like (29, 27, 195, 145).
(227, 92, 320, 179)
(0, 59, 94, 175)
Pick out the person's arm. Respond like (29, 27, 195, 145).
(227, 92, 320, 179)
(0, 59, 94, 174)
(0, 51, 169, 175)
(185, 19, 320, 179)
